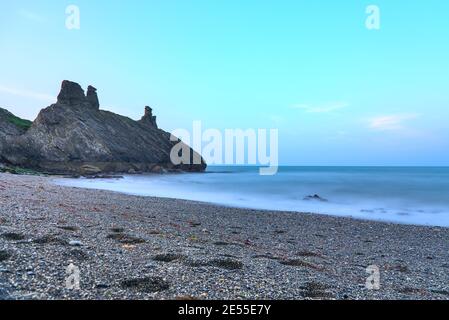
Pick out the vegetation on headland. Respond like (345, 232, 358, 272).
(0, 107, 32, 131)
(7, 115, 32, 130)
(0, 164, 45, 176)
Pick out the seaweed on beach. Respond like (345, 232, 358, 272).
(252, 254, 281, 260)
(33, 235, 67, 245)
(58, 226, 79, 232)
(296, 250, 323, 258)
(393, 265, 410, 273)
(107, 233, 146, 244)
(1, 232, 25, 241)
(430, 289, 449, 297)
(120, 277, 169, 293)
(185, 258, 243, 270)
(0, 250, 11, 262)
(300, 282, 334, 299)
(68, 249, 90, 261)
(279, 259, 324, 271)
(397, 287, 427, 295)
(213, 241, 231, 246)
(152, 253, 185, 263)
(385, 264, 410, 273)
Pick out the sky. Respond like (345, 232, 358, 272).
(0, 0, 448, 166)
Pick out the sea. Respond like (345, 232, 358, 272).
(55, 166, 449, 227)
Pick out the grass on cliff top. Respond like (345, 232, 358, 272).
(0, 107, 33, 130)
(7, 114, 32, 130)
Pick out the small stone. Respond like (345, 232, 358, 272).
(69, 240, 83, 247)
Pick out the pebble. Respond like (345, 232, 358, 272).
(69, 240, 83, 247)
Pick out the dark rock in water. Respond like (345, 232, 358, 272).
(303, 194, 328, 202)
(0, 80, 206, 174)
(85, 174, 124, 179)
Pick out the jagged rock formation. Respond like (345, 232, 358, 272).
(0, 80, 206, 174)
(140, 106, 158, 128)
(86, 85, 99, 109)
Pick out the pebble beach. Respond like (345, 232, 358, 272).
(1, 172, 448, 300)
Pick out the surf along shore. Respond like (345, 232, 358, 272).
(1, 172, 448, 300)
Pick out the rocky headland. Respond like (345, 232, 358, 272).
(0, 81, 206, 175)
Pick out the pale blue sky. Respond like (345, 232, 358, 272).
(1, 0, 448, 165)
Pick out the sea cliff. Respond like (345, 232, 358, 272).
(0, 81, 206, 175)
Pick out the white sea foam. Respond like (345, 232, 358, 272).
(54, 166, 449, 227)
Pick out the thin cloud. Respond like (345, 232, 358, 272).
(291, 101, 349, 113)
(269, 115, 284, 125)
(0, 85, 55, 103)
(18, 10, 46, 23)
(368, 114, 419, 131)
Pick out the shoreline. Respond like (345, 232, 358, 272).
(1, 172, 449, 300)
(56, 178, 449, 230)
(54, 173, 449, 229)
